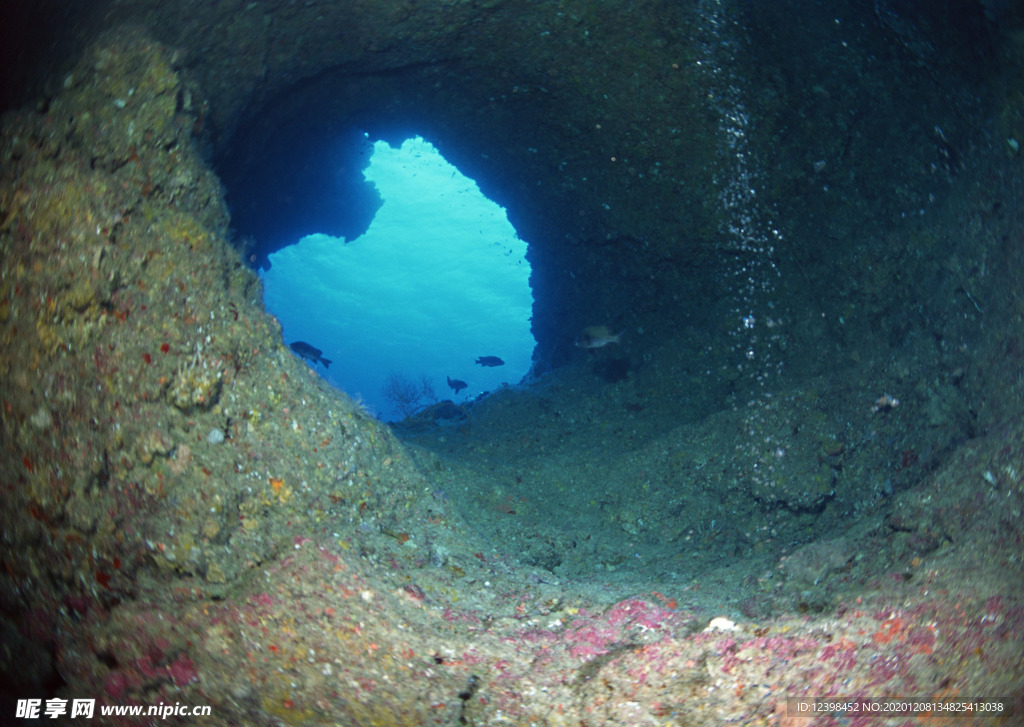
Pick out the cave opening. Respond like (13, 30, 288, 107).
(258, 133, 536, 422)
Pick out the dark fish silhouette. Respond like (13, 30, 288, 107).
(475, 356, 504, 367)
(447, 376, 467, 394)
(289, 341, 332, 368)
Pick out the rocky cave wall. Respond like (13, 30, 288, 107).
(6, 0, 727, 369)
(3, 0, 1010, 371)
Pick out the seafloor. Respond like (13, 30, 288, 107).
(1, 1, 1023, 725)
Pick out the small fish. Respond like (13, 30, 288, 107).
(289, 341, 332, 368)
(475, 356, 505, 367)
(575, 326, 623, 349)
(447, 375, 467, 394)
(872, 393, 899, 413)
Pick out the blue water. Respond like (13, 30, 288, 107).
(261, 136, 536, 420)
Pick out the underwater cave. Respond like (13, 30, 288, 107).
(2, 0, 1023, 722)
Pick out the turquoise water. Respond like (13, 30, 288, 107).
(260, 136, 536, 420)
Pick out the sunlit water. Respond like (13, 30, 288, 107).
(261, 136, 536, 420)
